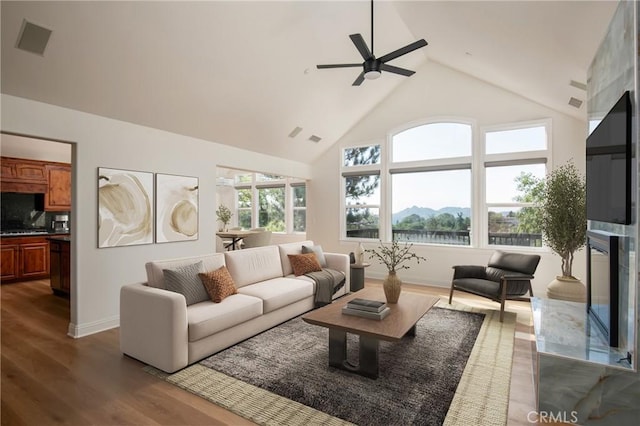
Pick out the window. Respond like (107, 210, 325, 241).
(342, 144, 381, 239)
(390, 122, 472, 245)
(258, 186, 285, 231)
(231, 172, 304, 233)
(392, 122, 471, 162)
(292, 184, 306, 233)
(391, 169, 471, 245)
(484, 123, 549, 247)
(341, 119, 551, 249)
(236, 188, 252, 229)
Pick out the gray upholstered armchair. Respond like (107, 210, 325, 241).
(449, 251, 541, 321)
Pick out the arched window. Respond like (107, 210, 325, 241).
(390, 121, 473, 245)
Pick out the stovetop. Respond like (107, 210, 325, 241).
(1, 228, 51, 236)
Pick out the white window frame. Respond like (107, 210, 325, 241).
(387, 118, 475, 247)
(234, 173, 306, 234)
(340, 141, 383, 241)
(480, 119, 552, 250)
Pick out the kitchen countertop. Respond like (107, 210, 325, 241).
(47, 235, 71, 242)
(1, 231, 70, 238)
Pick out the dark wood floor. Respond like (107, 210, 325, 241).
(1, 278, 536, 425)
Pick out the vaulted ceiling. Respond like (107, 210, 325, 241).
(1, 1, 617, 164)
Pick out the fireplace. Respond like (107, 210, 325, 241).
(586, 230, 620, 347)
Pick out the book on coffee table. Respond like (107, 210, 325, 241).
(342, 306, 391, 320)
(347, 298, 387, 313)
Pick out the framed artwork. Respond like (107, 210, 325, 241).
(155, 173, 199, 243)
(98, 167, 154, 248)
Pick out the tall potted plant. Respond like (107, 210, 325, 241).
(536, 161, 587, 301)
(365, 240, 426, 303)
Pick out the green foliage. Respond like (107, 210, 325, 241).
(258, 187, 285, 232)
(537, 162, 587, 277)
(393, 212, 470, 232)
(365, 239, 427, 273)
(513, 172, 545, 234)
(215, 205, 232, 225)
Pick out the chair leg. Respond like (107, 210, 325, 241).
(528, 282, 534, 297)
(448, 283, 455, 304)
(499, 278, 508, 323)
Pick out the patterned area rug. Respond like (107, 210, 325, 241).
(146, 300, 516, 426)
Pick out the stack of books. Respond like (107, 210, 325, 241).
(342, 298, 390, 320)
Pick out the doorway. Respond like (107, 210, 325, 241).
(0, 132, 74, 329)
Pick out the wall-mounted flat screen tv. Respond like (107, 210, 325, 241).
(586, 91, 632, 225)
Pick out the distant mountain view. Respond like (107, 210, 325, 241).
(392, 206, 471, 224)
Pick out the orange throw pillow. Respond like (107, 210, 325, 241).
(198, 266, 237, 303)
(288, 253, 322, 276)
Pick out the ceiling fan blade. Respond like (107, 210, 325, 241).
(380, 63, 415, 77)
(352, 72, 365, 86)
(378, 39, 428, 63)
(349, 34, 373, 60)
(317, 63, 362, 69)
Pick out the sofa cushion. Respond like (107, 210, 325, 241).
(146, 253, 225, 289)
(278, 240, 314, 276)
(237, 277, 314, 313)
(302, 244, 327, 267)
(198, 266, 237, 303)
(288, 253, 322, 276)
(224, 245, 284, 288)
(187, 294, 263, 342)
(163, 261, 209, 306)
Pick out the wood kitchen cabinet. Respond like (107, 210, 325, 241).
(0, 156, 48, 193)
(0, 237, 49, 282)
(44, 164, 71, 211)
(0, 244, 20, 280)
(49, 238, 70, 295)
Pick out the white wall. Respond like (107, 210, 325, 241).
(307, 60, 588, 297)
(0, 133, 71, 162)
(1, 94, 311, 337)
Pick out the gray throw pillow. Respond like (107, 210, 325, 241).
(163, 261, 209, 306)
(302, 245, 327, 267)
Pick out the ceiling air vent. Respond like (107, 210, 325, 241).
(288, 126, 303, 138)
(568, 97, 583, 109)
(569, 80, 587, 91)
(16, 20, 52, 56)
(308, 135, 322, 143)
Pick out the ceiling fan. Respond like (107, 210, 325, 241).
(317, 0, 428, 86)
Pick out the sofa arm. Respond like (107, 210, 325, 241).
(324, 252, 350, 292)
(120, 283, 189, 373)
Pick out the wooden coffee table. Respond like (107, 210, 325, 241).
(302, 287, 439, 379)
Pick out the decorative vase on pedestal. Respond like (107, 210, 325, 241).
(383, 271, 402, 303)
(356, 243, 365, 265)
(546, 276, 586, 302)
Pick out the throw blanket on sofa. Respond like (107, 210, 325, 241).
(305, 268, 345, 307)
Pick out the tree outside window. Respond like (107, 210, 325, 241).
(258, 187, 285, 231)
(343, 145, 381, 239)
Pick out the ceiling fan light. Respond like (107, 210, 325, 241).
(364, 70, 381, 80)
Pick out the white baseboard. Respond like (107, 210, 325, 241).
(67, 315, 119, 338)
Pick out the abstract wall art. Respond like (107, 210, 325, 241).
(98, 167, 154, 248)
(155, 173, 199, 243)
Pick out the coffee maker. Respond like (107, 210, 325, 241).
(52, 214, 69, 233)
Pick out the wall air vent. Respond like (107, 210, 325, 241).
(16, 20, 52, 56)
(288, 126, 303, 138)
(569, 80, 587, 91)
(308, 135, 322, 143)
(568, 97, 583, 108)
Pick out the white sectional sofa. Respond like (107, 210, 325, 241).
(120, 240, 349, 373)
